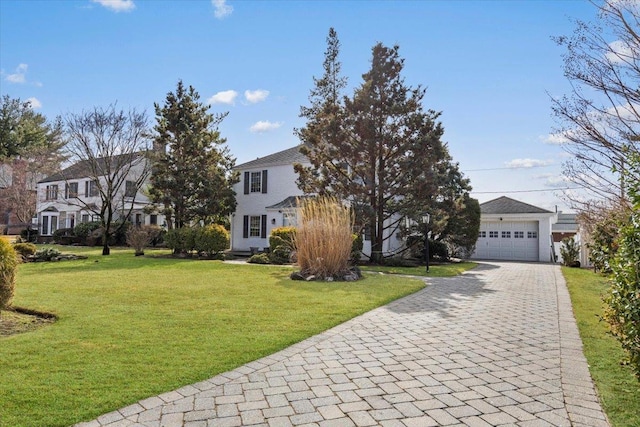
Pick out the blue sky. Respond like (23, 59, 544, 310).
(0, 0, 599, 211)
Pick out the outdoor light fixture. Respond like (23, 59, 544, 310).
(422, 213, 430, 273)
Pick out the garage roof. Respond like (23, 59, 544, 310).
(480, 196, 552, 214)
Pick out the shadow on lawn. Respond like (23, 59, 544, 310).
(385, 262, 499, 319)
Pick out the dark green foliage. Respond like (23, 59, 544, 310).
(603, 155, 640, 379)
(34, 247, 61, 261)
(0, 95, 64, 160)
(150, 81, 238, 229)
(19, 228, 38, 243)
(0, 239, 18, 311)
(248, 253, 271, 264)
(52, 228, 77, 245)
(296, 30, 471, 264)
(164, 227, 196, 254)
(588, 207, 628, 273)
(194, 224, 230, 257)
(351, 233, 363, 263)
(442, 195, 481, 258)
(72, 222, 101, 245)
(269, 227, 296, 264)
(560, 237, 581, 267)
(13, 242, 37, 258)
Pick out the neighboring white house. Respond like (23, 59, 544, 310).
(230, 145, 309, 253)
(35, 154, 164, 238)
(230, 145, 405, 257)
(471, 196, 558, 262)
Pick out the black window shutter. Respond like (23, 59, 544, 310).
(65, 184, 69, 199)
(261, 215, 267, 238)
(243, 215, 249, 238)
(244, 172, 250, 194)
(262, 170, 268, 194)
(84, 181, 89, 197)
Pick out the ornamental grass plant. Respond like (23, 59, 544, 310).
(293, 196, 354, 279)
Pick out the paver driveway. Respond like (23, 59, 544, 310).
(77, 262, 608, 427)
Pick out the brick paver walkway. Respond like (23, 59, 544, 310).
(76, 262, 608, 427)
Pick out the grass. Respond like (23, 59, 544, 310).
(360, 261, 477, 277)
(562, 266, 640, 427)
(1, 246, 425, 427)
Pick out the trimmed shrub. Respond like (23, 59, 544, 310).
(293, 197, 355, 280)
(13, 242, 37, 258)
(248, 253, 271, 264)
(165, 227, 196, 254)
(19, 228, 38, 243)
(52, 228, 76, 245)
(0, 238, 18, 312)
(269, 226, 296, 264)
(73, 222, 102, 245)
(194, 224, 229, 257)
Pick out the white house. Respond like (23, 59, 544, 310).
(230, 145, 309, 253)
(230, 145, 405, 257)
(36, 154, 164, 238)
(471, 196, 559, 262)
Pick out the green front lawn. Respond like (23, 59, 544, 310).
(562, 267, 640, 427)
(361, 261, 477, 277)
(2, 247, 424, 427)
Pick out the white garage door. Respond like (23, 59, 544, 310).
(474, 221, 539, 261)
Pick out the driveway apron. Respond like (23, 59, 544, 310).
(76, 262, 609, 427)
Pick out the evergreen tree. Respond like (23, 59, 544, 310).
(297, 35, 473, 263)
(150, 81, 237, 229)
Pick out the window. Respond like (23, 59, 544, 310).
(46, 185, 58, 200)
(41, 215, 58, 235)
(243, 215, 267, 239)
(489, 231, 498, 238)
(81, 214, 90, 223)
(514, 231, 524, 239)
(283, 212, 297, 227)
(150, 214, 158, 225)
(66, 182, 78, 198)
(250, 172, 262, 193)
(243, 170, 268, 194)
(502, 231, 511, 239)
(527, 231, 538, 239)
(249, 216, 261, 237)
(479, 231, 486, 238)
(125, 180, 137, 197)
(85, 180, 99, 197)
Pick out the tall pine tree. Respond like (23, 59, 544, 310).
(150, 81, 238, 229)
(297, 33, 474, 263)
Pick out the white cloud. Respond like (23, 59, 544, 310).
(250, 120, 282, 133)
(606, 40, 634, 64)
(244, 89, 269, 104)
(26, 97, 42, 109)
(537, 173, 570, 188)
(6, 63, 28, 83)
(212, 0, 233, 19)
(541, 132, 569, 145)
(207, 90, 238, 105)
(505, 158, 554, 169)
(91, 0, 135, 12)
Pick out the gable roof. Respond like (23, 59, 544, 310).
(235, 145, 309, 170)
(266, 195, 314, 210)
(39, 152, 146, 184)
(480, 196, 553, 215)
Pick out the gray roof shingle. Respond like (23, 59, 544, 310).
(480, 196, 552, 215)
(235, 145, 308, 170)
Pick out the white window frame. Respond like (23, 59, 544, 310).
(249, 215, 261, 237)
(250, 172, 262, 193)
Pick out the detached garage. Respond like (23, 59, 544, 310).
(472, 196, 557, 263)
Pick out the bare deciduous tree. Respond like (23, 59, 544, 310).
(551, 0, 639, 209)
(63, 105, 150, 255)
